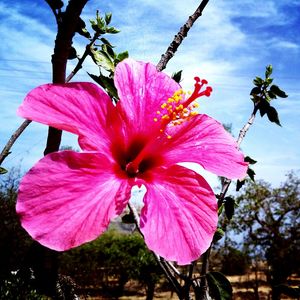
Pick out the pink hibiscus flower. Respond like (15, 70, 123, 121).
(17, 58, 247, 265)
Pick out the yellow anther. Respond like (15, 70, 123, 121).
(193, 102, 200, 108)
(156, 111, 161, 114)
(162, 115, 170, 120)
(176, 104, 183, 111)
(190, 111, 198, 116)
(183, 108, 188, 113)
(167, 135, 172, 139)
(161, 103, 167, 109)
(153, 118, 158, 122)
(160, 129, 163, 133)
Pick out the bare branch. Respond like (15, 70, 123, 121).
(156, 0, 210, 71)
(0, 120, 32, 165)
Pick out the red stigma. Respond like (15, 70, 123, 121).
(185, 77, 213, 106)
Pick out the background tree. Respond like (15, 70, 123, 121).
(59, 229, 163, 300)
(228, 171, 300, 300)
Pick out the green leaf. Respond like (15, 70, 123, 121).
(76, 18, 91, 38)
(102, 44, 115, 59)
(90, 11, 106, 34)
(244, 156, 257, 165)
(115, 51, 129, 64)
(68, 47, 77, 60)
(224, 197, 235, 220)
(0, 167, 8, 175)
(236, 179, 245, 191)
(88, 73, 119, 100)
(269, 84, 288, 98)
(247, 168, 256, 181)
(265, 65, 273, 78)
(251, 94, 260, 104)
(218, 203, 224, 215)
(266, 106, 281, 126)
(265, 77, 273, 85)
(213, 228, 225, 243)
(267, 90, 277, 99)
(250, 86, 261, 96)
(96, 11, 105, 28)
(171, 70, 183, 83)
(207, 271, 233, 300)
(106, 26, 120, 34)
(258, 100, 270, 117)
(90, 48, 115, 72)
(105, 12, 112, 25)
(253, 76, 264, 86)
(100, 37, 114, 48)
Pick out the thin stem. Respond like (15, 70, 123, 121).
(197, 104, 259, 299)
(156, 0, 210, 71)
(198, 248, 211, 296)
(128, 202, 182, 298)
(219, 105, 258, 198)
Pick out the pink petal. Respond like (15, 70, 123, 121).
(16, 151, 131, 251)
(114, 58, 180, 135)
(161, 114, 248, 179)
(17, 82, 121, 152)
(140, 165, 218, 265)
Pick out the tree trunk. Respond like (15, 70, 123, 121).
(145, 281, 155, 300)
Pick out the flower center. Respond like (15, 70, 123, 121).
(115, 77, 212, 179)
(153, 77, 212, 138)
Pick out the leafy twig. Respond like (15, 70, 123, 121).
(66, 30, 101, 83)
(156, 0, 210, 71)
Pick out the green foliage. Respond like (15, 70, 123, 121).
(87, 11, 129, 102)
(220, 246, 250, 275)
(59, 229, 162, 296)
(0, 271, 46, 300)
(250, 65, 288, 126)
(207, 271, 233, 300)
(0, 168, 39, 296)
(90, 10, 120, 35)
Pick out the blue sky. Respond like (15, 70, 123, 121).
(0, 0, 299, 189)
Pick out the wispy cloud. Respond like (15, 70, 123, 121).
(0, 0, 299, 186)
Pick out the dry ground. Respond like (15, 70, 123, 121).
(85, 272, 299, 300)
